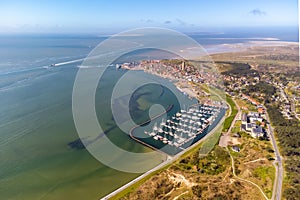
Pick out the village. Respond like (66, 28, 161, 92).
(223, 69, 300, 120)
(118, 59, 221, 100)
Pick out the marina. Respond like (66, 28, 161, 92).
(132, 103, 226, 155)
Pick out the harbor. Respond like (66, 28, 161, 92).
(131, 102, 226, 155)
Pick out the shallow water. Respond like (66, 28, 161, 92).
(1, 29, 296, 199)
(0, 59, 196, 199)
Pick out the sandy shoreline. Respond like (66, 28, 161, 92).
(205, 40, 298, 55)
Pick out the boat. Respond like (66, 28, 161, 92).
(176, 112, 182, 117)
(115, 64, 121, 69)
(150, 132, 156, 136)
(153, 123, 158, 131)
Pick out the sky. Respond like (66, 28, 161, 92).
(0, 0, 298, 33)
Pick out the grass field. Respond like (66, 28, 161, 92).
(235, 98, 257, 112)
(223, 95, 238, 132)
(199, 125, 222, 155)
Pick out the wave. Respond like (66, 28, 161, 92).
(76, 65, 100, 69)
(0, 55, 87, 76)
(53, 58, 84, 66)
(0, 66, 48, 76)
(0, 69, 56, 93)
(0, 83, 31, 93)
(0, 103, 61, 147)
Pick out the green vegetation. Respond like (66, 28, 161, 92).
(160, 59, 185, 65)
(266, 105, 300, 200)
(223, 95, 238, 132)
(198, 93, 236, 154)
(254, 166, 275, 198)
(254, 166, 275, 182)
(199, 83, 210, 93)
(191, 185, 208, 198)
(227, 113, 277, 199)
(235, 98, 257, 111)
(223, 116, 234, 131)
(246, 81, 276, 98)
(112, 115, 227, 199)
(197, 146, 230, 175)
(231, 126, 240, 133)
(110, 163, 172, 200)
(217, 61, 250, 72)
(199, 125, 222, 155)
(239, 130, 252, 138)
(207, 85, 226, 102)
(218, 61, 258, 77)
(110, 119, 224, 199)
(174, 146, 230, 175)
(214, 45, 300, 199)
(152, 178, 174, 199)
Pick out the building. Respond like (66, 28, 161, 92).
(251, 125, 264, 138)
(241, 113, 247, 124)
(240, 112, 265, 138)
(181, 61, 185, 71)
(248, 112, 263, 123)
(233, 133, 241, 138)
(241, 94, 260, 106)
(245, 123, 253, 132)
(232, 146, 240, 152)
(257, 107, 265, 114)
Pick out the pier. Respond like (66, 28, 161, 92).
(130, 102, 226, 155)
(128, 104, 174, 155)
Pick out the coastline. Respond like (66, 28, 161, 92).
(98, 40, 298, 199)
(128, 104, 174, 156)
(101, 68, 226, 199)
(1, 40, 295, 199)
(101, 108, 226, 200)
(205, 40, 299, 55)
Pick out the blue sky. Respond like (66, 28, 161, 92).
(0, 0, 298, 33)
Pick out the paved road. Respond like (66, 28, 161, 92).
(264, 106, 283, 200)
(226, 98, 282, 200)
(229, 95, 282, 200)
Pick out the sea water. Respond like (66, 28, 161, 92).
(0, 35, 195, 199)
(0, 28, 297, 199)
